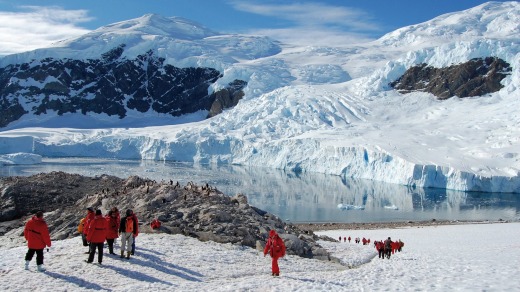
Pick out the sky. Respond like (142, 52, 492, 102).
(0, 0, 513, 55)
(1, 222, 519, 291)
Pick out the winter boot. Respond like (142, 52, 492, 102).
(126, 251, 131, 259)
(24, 260, 30, 270)
(37, 265, 46, 272)
(120, 250, 125, 258)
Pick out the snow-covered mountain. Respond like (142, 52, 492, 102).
(0, 1, 519, 193)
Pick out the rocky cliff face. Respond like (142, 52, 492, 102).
(0, 172, 333, 260)
(390, 57, 511, 99)
(0, 44, 246, 128)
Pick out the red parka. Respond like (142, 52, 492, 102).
(83, 210, 95, 235)
(150, 219, 161, 229)
(105, 215, 119, 240)
(24, 216, 52, 249)
(264, 230, 286, 258)
(87, 215, 108, 243)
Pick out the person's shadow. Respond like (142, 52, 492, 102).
(44, 271, 110, 291)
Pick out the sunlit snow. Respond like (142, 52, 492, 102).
(0, 2, 519, 193)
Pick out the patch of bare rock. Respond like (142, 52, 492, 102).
(0, 172, 333, 260)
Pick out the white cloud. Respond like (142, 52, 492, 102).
(229, 1, 380, 46)
(0, 6, 92, 56)
(251, 27, 374, 47)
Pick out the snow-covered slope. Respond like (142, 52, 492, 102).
(0, 2, 519, 193)
(1, 223, 519, 291)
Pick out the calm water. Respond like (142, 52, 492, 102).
(2, 158, 519, 223)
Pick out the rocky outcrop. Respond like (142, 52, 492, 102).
(390, 57, 511, 99)
(0, 172, 333, 260)
(207, 80, 247, 118)
(0, 45, 246, 128)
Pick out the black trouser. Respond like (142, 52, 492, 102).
(81, 233, 88, 247)
(106, 238, 115, 253)
(25, 248, 44, 265)
(378, 249, 384, 259)
(88, 242, 104, 263)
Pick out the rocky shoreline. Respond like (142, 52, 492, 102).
(295, 219, 511, 232)
(0, 172, 332, 259)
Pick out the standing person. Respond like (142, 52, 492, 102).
(82, 208, 95, 254)
(111, 207, 120, 223)
(24, 211, 52, 272)
(86, 209, 107, 264)
(130, 211, 139, 255)
(348, 236, 351, 243)
(105, 210, 119, 255)
(119, 209, 138, 259)
(78, 217, 87, 246)
(263, 230, 286, 277)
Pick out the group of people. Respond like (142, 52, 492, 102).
(338, 236, 371, 245)
(78, 207, 140, 264)
(24, 208, 285, 277)
(374, 237, 404, 259)
(23, 207, 153, 271)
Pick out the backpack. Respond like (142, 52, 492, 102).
(385, 240, 391, 250)
(125, 216, 134, 233)
(77, 218, 85, 233)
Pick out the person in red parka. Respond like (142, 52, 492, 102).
(263, 230, 286, 276)
(24, 211, 52, 272)
(105, 210, 119, 255)
(82, 207, 95, 253)
(86, 209, 107, 264)
(150, 218, 161, 230)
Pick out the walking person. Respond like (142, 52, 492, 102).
(24, 211, 52, 272)
(86, 209, 107, 264)
(263, 230, 286, 277)
(82, 208, 95, 253)
(119, 209, 138, 259)
(105, 210, 119, 255)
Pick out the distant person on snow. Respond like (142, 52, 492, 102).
(150, 218, 161, 230)
(24, 211, 52, 272)
(398, 239, 404, 252)
(375, 241, 385, 259)
(86, 209, 107, 264)
(119, 209, 138, 259)
(263, 230, 286, 277)
(105, 210, 120, 255)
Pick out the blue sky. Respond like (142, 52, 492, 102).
(0, 0, 513, 55)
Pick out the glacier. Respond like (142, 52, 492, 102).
(0, 2, 519, 193)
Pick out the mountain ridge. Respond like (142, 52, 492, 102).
(0, 1, 519, 193)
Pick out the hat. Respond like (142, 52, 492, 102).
(95, 209, 102, 216)
(87, 207, 94, 212)
(36, 211, 44, 218)
(126, 209, 133, 216)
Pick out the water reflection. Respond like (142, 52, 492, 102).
(2, 158, 519, 223)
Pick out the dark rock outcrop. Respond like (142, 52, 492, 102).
(0, 172, 333, 260)
(0, 45, 246, 128)
(207, 79, 247, 118)
(390, 57, 511, 99)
